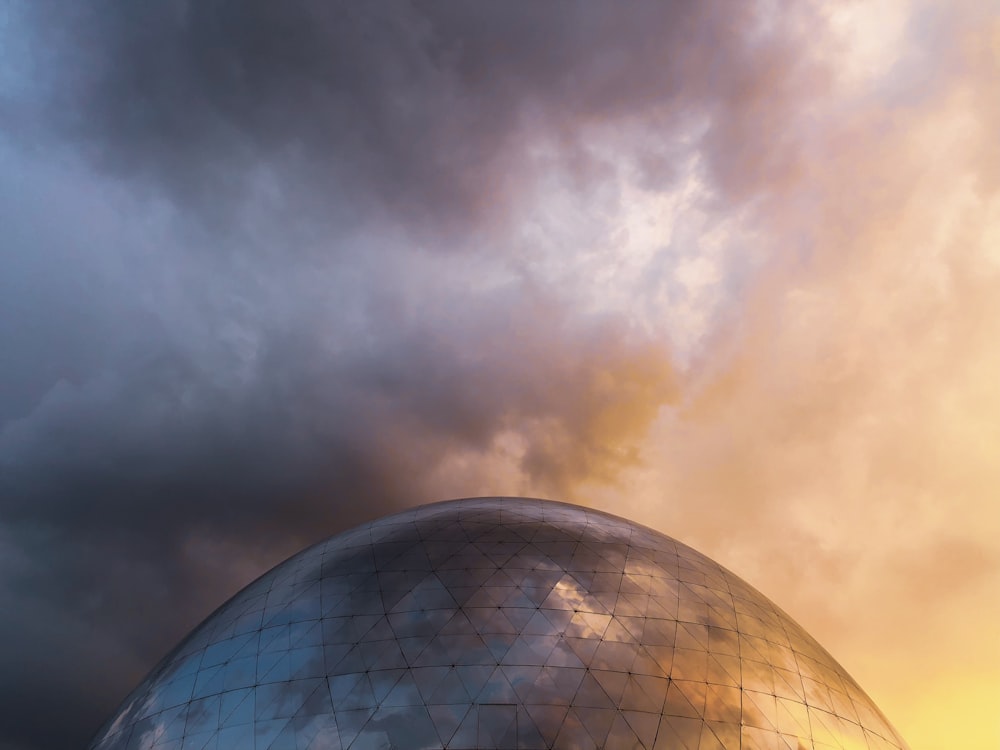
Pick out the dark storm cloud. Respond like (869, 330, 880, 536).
(0, 142, 675, 746)
(0, 253, 674, 747)
(1, 292, 673, 544)
(0, 2, 825, 748)
(23, 0, 823, 233)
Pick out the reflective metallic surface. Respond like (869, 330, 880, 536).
(92, 497, 909, 749)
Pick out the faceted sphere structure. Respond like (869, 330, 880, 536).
(92, 498, 909, 750)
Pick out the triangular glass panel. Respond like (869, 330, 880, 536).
(251, 718, 293, 750)
(564, 636, 601, 664)
(501, 634, 558, 667)
(706, 654, 741, 688)
(668, 680, 707, 718)
(623, 709, 661, 748)
(410, 665, 450, 702)
(592, 669, 628, 705)
(555, 708, 600, 750)
(219, 687, 254, 727)
(684, 721, 722, 750)
(543, 641, 586, 670)
(676, 622, 709, 651)
(742, 689, 779, 732)
(213, 724, 255, 750)
(455, 664, 495, 700)
(775, 696, 811, 737)
(475, 665, 518, 703)
(571, 671, 615, 709)
(704, 683, 741, 723)
(500, 665, 543, 703)
(525, 704, 569, 747)
(620, 674, 668, 714)
(332, 707, 374, 749)
(515, 704, 548, 749)
(363, 668, 403, 705)
(605, 712, 644, 749)
(603, 617, 638, 643)
(477, 703, 517, 748)
(426, 668, 471, 705)
(428, 703, 470, 746)
(632, 640, 671, 677)
(379, 671, 421, 708)
(655, 714, 704, 750)
(448, 704, 480, 748)
(577, 706, 617, 747)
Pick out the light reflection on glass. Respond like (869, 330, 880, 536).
(91, 497, 909, 749)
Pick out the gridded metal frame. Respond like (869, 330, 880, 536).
(91, 497, 909, 749)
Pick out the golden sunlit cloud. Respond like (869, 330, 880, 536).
(2, 1, 997, 747)
(454, 3, 1000, 748)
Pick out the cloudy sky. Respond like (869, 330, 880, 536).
(1, 1, 998, 748)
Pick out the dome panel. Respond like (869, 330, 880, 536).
(91, 497, 909, 749)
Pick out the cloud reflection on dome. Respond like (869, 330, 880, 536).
(91, 497, 909, 749)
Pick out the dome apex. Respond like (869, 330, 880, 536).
(92, 497, 908, 749)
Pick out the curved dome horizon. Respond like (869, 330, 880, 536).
(92, 497, 909, 749)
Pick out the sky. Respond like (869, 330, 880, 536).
(0, 1, 998, 748)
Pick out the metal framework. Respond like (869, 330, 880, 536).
(92, 497, 909, 749)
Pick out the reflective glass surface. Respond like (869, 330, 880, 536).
(92, 497, 909, 749)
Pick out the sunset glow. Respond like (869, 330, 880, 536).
(1, 1, 997, 748)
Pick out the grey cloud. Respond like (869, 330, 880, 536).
(0, 310, 674, 747)
(20, 0, 823, 235)
(0, 150, 674, 746)
(0, 2, 828, 747)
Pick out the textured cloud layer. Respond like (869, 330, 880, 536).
(1, 1, 998, 749)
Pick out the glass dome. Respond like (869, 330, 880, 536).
(92, 497, 909, 749)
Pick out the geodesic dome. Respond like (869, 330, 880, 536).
(92, 497, 909, 749)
